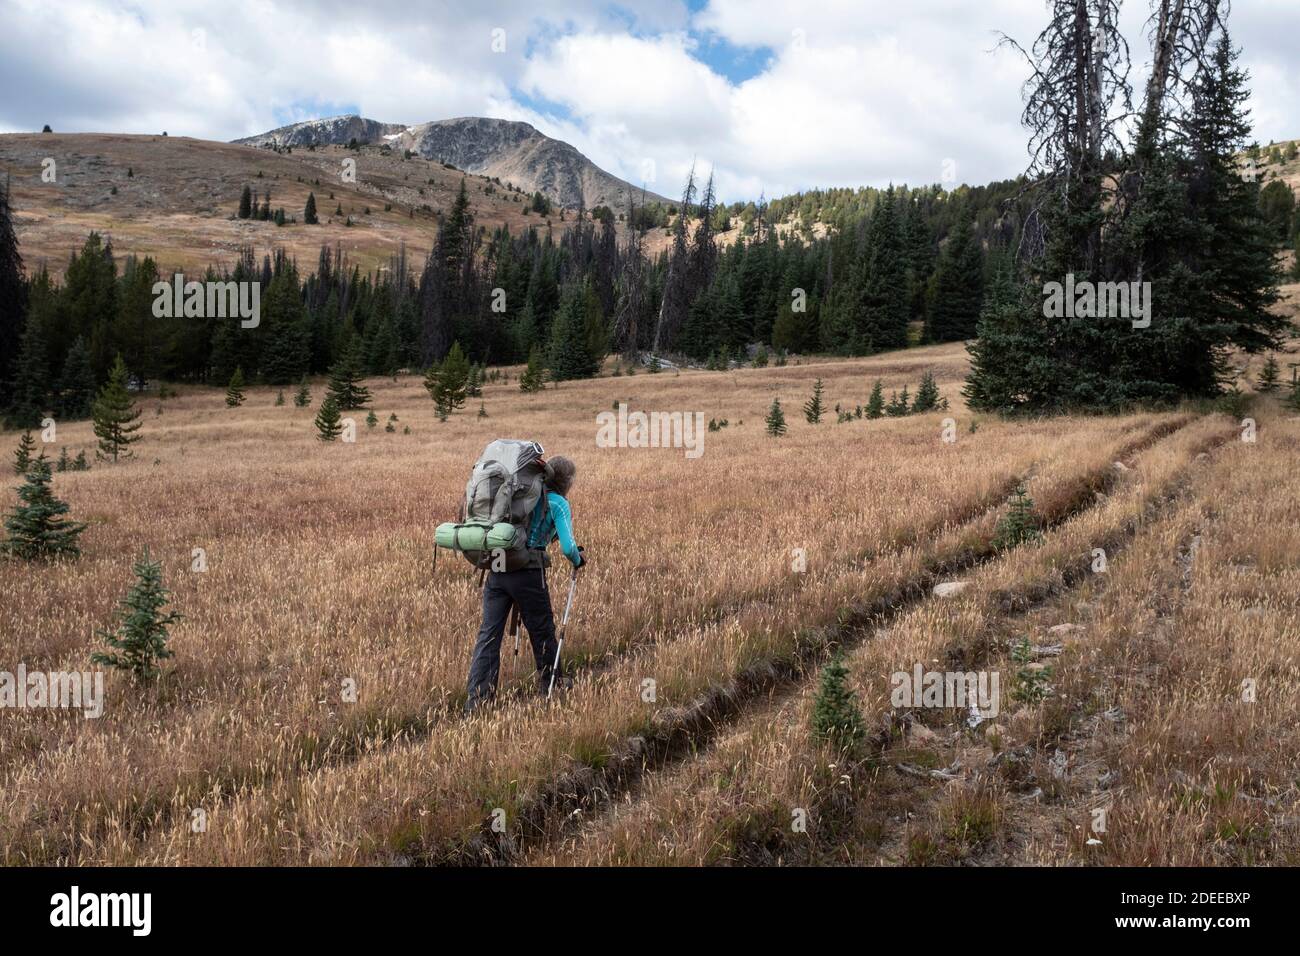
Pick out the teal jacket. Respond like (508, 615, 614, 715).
(527, 492, 581, 568)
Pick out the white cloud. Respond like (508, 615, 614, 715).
(1, 0, 1297, 202)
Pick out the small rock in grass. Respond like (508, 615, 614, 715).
(933, 581, 968, 598)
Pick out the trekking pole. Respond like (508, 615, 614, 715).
(547, 560, 581, 698)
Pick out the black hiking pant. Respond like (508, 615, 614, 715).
(465, 566, 563, 713)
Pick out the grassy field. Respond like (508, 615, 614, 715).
(1, 340, 1297, 865)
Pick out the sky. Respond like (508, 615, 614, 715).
(1, 0, 1298, 204)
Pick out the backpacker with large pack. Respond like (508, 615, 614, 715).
(435, 439, 553, 573)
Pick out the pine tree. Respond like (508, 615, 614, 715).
(90, 549, 180, 682)
(314, 394, 342, 441)
(866, 379, 885, 419)
(548, 284, 600, 381)
(811, 653, 865, 751)
(56, 446, 69, 472)
(519, 345, 546, 393)
(54, 336, 96, 419)
(885, 386, 910, 417)
(477, 401, 488, 418)
(304, 192, 319, 225)
(238, 185, 252, 219)
(803, 378, 825, 424)
(2, 457, 86, 560)
(366, 409, 378, 428)
(1256, 354, 1280, 392)
(924, 219, 985, 342)
(992, 484, 1043, 551)
(92, 354, 142, 462)
(326, 342, 371, 409)
(912, 371, 943, 413)
(6, 315, 48, 430)
(0, 178, 28, 413)
(225, 367, 246, 407)
(12, 431, 36, 474)
(765, 397, 787, 437)
(293, 377, 311, 407)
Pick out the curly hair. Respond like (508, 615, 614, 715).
(547, 455, 577, 496)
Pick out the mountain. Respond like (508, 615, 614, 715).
(234, 114, 671, 211)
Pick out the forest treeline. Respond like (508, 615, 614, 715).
(0, 1, 1294, 426)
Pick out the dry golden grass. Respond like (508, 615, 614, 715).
(1, 340, 1292, 866)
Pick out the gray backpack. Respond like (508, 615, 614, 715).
(434, 439, 552, 572)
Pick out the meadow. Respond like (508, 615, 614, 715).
(1, 340, 1297, 865)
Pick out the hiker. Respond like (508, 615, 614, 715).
(464, 455, 584, 713)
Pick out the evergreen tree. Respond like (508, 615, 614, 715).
(912, 371, 943, 413)
(92, 354, 141, 462)
(519, 345, 546, 393)
(0, 178, 27, 412)
(56, 446, 69, 472)
(2, 457, 86, 560)
(885, 386, 910, 417)
(366, 409, 378, 428)
(12, 431, 36, 474)
(811, 653, 865, 752)
(238, 185, 252, 219)
(304, 192, 319, 225)
(314, 394, 342, 441)
(992, 484, 1043, 551)
(225, 367, 246, 407)
(548, 283, 600, 381)
(866, 379, 885, 419)
(765, 397, 787, 437)
(293, 377, 311, 407)
(326, 342, 371, 409)
(803, 378, 826, 424)
(5, 315, 47, 430)
(1256, 354, 1280, 392)
(924, 219, 984, 342)
(424, 341, 470, 416)
(54, 336, 96, 419)
(90, 549, 180, 681)
(274, 389, 285, 406)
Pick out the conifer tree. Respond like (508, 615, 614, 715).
(1256, 354, 1280, 392)
(326, 342, 371, 409)
(314, 394, 342, 441)
(0, 178, 27, 413)
(765, 397, 787, 437)
(804, 378, 825, 424)
(2, 457, 86, 560)
(366, 409, 378, 428)
(92, 354, 141, 462)
(293, 377, 311, 407)
(548, 284, 600, 381)
(225, 367, 246, 407)
(54, 336, 96, 419)
(811, 653, 865, 752)
(12, 431, 36, 474)
(912, 371, 943, 413)
(274, 389, 285, 406)
(56, 446, 69, 472)
(866, 379, 885, 419)
(6, 315, 48, 430)
(238, 185, 252, 219)
(992, 484, 1043, 551)
(925, 219, 985, 343)
(91, 549, 180, 681)
(519, 345, 545, 393)
(304, 192, 319, 225)
(885, 386, 910, 417)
